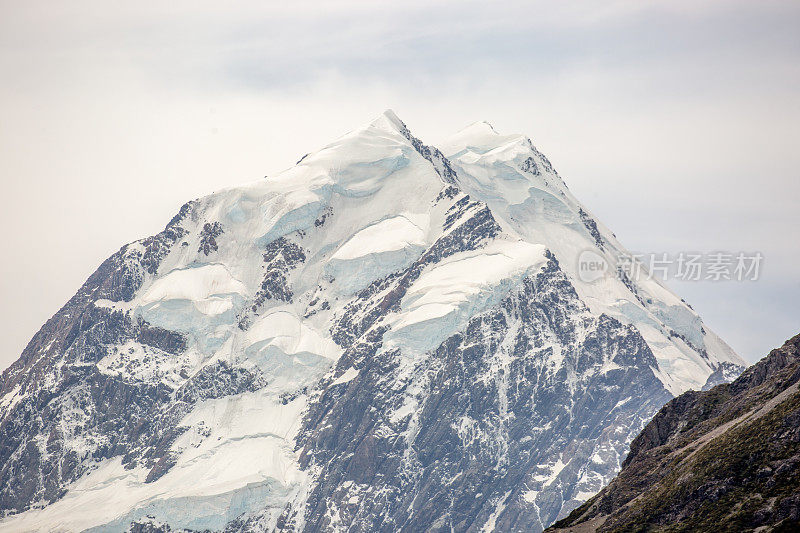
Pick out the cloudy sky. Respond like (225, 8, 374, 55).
(1, 0, 798, 370)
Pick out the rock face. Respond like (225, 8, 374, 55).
(549, 334, 800, 532)
(0, 111, 744, 532)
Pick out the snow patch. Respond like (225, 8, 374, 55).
(141, 264, 247, 304)
(331, 367, 359, 386)
(243, 309, 339, 390)
(326, 213, 429, 293)
(385, 240, 547, 353)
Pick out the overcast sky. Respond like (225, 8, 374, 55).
(1, 0, 798, 370)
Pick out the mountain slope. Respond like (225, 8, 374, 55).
(549, 334, 800, 532)
(0, 111, 744, 532)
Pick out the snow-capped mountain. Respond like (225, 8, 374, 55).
(0, 110, 745, 532)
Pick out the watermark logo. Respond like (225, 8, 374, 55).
(577, 249, 609, 282)
(577, 250, 763, 283)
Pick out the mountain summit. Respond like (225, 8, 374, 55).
(0, 111, 744, 532)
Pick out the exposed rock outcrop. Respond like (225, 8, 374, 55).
(549, 334, 800, 532)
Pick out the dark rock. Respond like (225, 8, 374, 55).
(197, 221, 224, 256)
(549, 334, 800, 533)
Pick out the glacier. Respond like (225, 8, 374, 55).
(0, 110, 745, 532)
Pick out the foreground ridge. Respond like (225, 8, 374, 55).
(0, 111, 744, 532)
(549, 334, 800, 532)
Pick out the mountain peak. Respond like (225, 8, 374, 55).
(0, 111, 745, 533)
(465, 120, 499, 135)
(367, 108, 408, 134)
(438, 120, 524, 157)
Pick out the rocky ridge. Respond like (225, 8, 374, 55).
(549, 334, 800, 532)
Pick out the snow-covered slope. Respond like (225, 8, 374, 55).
(439, 121, 742, 395)
(0, 111, 745, 532)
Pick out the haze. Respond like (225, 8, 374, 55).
(1, 0, 799, 370)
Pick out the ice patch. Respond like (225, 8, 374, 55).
(326, 213, 428, 293)
(332, 214, 427, 260)
(245, 309, 340, 361)
(141, 264, 247, 304)
(137, 264, 247, 350)
(258, 198, 325, 246)
(243, 309, 339, 389)
(385, 240, 547, 353)
(330, 152, 410, 198)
